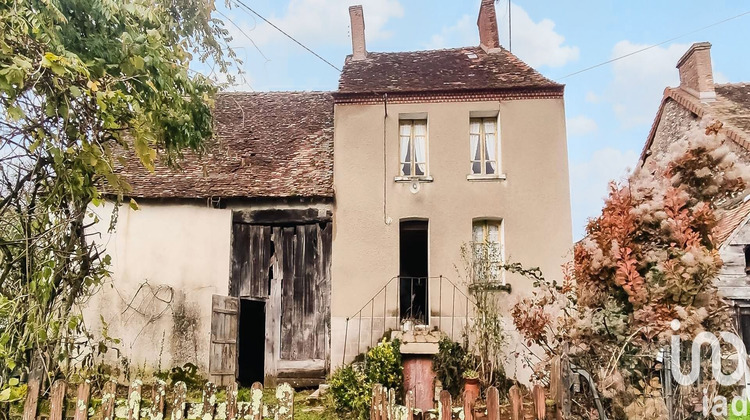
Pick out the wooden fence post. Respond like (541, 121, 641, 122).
(151, 379, 166, 420)
(226, 382, 238, 420)
(439, 390, 451, 420)
(405, 390, 415, 420)
(171, 381, 187, 420)
(127, 380, 143, 420)
(22, 376, 40, 420)
(74, 380, 92, 420)
(463, 389, 476, 420)
(509, 385, 523, 420)
(201, 382, 217, 420)
(486, 386, 500, 420)
(275, 383, 294, 420)
(250, 382, 264, 420)
(49, 380, 67, 420)
(532, 385, 546, 420)
(371, 384, 383, 420)
(102, 379, 117, 420)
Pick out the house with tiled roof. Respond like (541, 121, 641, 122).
(85, 0, 572, 397)
(638, 42, 750, 345)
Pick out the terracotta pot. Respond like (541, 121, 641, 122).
(463, 377, 480, 402)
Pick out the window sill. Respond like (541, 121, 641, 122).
(467, 174, 507, 181)
(394, 176, 434, 183)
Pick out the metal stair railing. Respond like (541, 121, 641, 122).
(342, 275, 475, 364)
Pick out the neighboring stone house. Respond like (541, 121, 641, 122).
(86, 0, 572, 388)
(638, 42, 750, 346)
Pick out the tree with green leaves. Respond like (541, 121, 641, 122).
(0, 0, 237, 395)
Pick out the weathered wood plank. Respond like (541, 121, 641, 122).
(171, 382, 187, 420)
(74, 380, 91, 420)
(232, 209, 332, 225)
(102, 379, 117, 420)
(532, 385, 546, 420)
(265, 227, 283, 385)
(486, 386, 500, 420)
(209, 295, 239, 386)
(405, 390, 415, 420)
(463, 389, 476, 420)
(22, 377, 40, 420)
(250, 383, 263, 420)
(509, 385, 523, 420)
(371, 384, 383, 420)
(226, 382, 238, 420)
(201, 382, 217, 420)
(317, 221, 332, 366)
(127, 380, 142, 420)
(151, 379, 166, 420)
(49, 380, 67, 420)
(439, 390, 451, 420)
(275, 383, 294, 420)
(280, 227, 296, 360)
(230, 223, 250, 297)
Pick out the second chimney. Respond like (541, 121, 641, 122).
(676, 42, 716, 102)
(349, 5, 367, 61)
(477, 0, 500, 51)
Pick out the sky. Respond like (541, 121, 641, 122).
(205, 0, 750, 239)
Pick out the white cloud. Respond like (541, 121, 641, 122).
(427, 15, 475, 50)
(498, 3, 579, 68)
(228, 0, 404, 48)
(606, 41, 689, 128)
(567, 115, 598, 137)
(570, 148, 639, 239)
(585, 91, 600, 104)
(426, 3, 578, 68)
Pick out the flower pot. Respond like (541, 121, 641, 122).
(463, 377, 480, 402)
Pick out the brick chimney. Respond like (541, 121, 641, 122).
(477, 0, 500, 52)
(676, 42, 716, 102)
(349, 5, 367, 61)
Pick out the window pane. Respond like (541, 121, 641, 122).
(486, 160, 496, 175)
(400, 123, 412, 136)
(470, 120, 481, 134)
(472, 161, 481, 174)
(488, 224, 499, 244)
(414, 121, 427, 136)
(472, 223, 484, 243)
(402, 163, 412, 176)
(483, 120, 496, 134)
(470, 134, 481, 161)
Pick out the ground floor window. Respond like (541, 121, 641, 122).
(471, 219, 504, 284)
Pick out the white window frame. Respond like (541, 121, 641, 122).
(472, 219, 506, 285)
(468, 117, 504, 180)
(399, 119, 429, 178)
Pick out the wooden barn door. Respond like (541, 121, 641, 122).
(209, 295, 239, 386)
(228, 211, 332, 385)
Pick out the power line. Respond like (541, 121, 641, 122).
(559, 9, 750, 80)
(215, 9, 270, 63)
(230, 0, 342, 73)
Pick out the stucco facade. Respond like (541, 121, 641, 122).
(330, 98, 573, 366)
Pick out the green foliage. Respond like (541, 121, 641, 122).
(0, 0, 236, 388)
(329, 339, 403, 420)
(154, 363, 205, 390)
(432, 337, 470, 398)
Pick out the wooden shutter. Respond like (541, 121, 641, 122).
(209, 295, 239, 386)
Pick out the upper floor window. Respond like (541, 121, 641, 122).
(399, 120, 428, 177)
(470, 118, 498, 175)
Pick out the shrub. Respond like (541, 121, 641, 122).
(432, 337, 470, 398)
(329, 339, 403, 419)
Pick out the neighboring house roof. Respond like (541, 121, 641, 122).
(116, 91, 334, 199)
(334, 46, 563, 103)
(641, 83, 750, 163)
(639, 83, 750, 247)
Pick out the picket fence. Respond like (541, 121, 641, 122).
(15, 376, 565, 420)
(16, 379, 293, 420)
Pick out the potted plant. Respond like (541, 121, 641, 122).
(462, 369, 480, 402)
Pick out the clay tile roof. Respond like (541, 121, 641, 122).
(715, 198, 750, 247)
(336, 46, 562, 94)
(712, 83, 750, 137)
(116, 91, 334, 199)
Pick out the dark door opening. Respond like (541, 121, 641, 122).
(238, 299, 265, 386)
(400, 220, 428, 324)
